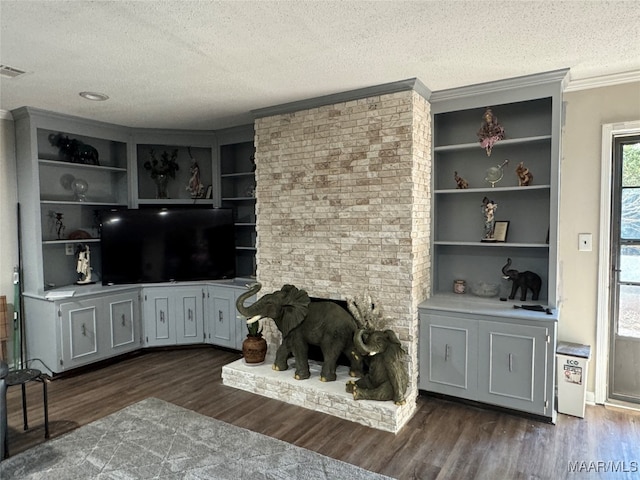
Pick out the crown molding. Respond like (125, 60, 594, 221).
(252, 78, 431, 119)
(0, 109, 14, 120)
(565, 70, 640, 92)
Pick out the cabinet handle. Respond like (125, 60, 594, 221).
(121, 313, 126, 326)
(219, 310, 223, 322)
(509, 353, 513, 372)
(188, 308, 193, 321)
(444, 344, 450, 361)
(81, 323, 87, 336)
(160, 310, 165, 323)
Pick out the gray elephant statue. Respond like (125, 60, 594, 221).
(49, 133, 100, 165)
(502, 258, 542, 301)
(236, 283, 362, 382)
(346, 328, 408, 405)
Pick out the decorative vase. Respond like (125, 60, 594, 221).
(242, 335, 267, 365)
(154, 174, 168, 199)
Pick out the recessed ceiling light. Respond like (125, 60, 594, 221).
(79, 91, 109, 101)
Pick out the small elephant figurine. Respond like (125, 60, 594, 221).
(501, 258, 542, 301)
(454, 171, 469, 189)
(49, 133, 100, 165)
(516, 161, 533, 186)
(346, 328, 408, 405)
(236, 283, 362, 382)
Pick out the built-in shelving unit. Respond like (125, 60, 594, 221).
(419, 70, 568, 422)
(219, 126, 256, 278)
(14, 108, 131, 292)
(132, 131, 216, 207)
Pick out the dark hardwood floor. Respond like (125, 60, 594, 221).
(5, 347, 640, 479)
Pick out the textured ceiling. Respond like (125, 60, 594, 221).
(1, 0, 639, 130)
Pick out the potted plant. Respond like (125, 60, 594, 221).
(242, 315, 267, 365)
(143, 148, 179, 199)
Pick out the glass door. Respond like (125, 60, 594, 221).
(609, 135, 640, 403)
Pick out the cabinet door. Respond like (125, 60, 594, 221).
(106, 292, 140, 354)
(143, 291, 175, 346)
(233, 289, 254, 350)
(59, 300, 100, 369)
(478, 320, 550, 415)
(420, 314, 478, 399)
(209, 287, 236, 348)
(175, 288, 204, 344)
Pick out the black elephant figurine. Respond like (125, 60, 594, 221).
(236, 283, 362, 382)
(501, 258, 542, 301)
(346, 328, 408, 405)
(49, 133, 100, 165)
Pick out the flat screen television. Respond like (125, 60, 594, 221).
(101, 208, 236, 285)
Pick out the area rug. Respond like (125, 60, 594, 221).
(0, 397, 392, 479)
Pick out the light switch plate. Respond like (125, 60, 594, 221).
(65, 243, 74, 255)
(578, 233, 592, 252)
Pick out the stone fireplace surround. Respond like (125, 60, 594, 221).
(222, 79, 432, 433)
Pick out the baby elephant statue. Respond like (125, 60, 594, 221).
(502, 258, 542, 301)
(346, 328, 408, 405)
(236, 283, 362, 382)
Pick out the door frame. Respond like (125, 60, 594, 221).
(595, 120, 640, 405)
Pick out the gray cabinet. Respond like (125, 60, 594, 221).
(419, 304, 556, 419)
(206, 284, 255, 350)
(142, 286, 205, 346)
(23, 289, 141, 374)
(60, 299, 99, 368)
(421, 315, 478, 400)
(478, 320, 551, 415)
(207, 286, 237, 349)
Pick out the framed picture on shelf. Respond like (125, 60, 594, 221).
(493, 221, 510, 242)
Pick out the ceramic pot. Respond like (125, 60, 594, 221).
(242, 335, 267, 364)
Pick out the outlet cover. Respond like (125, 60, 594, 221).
(65, 243, 74, 255)
(578, 233, 592, 252)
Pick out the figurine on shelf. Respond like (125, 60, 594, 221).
(454, 171, 469, 189)
(481, 196, 498, 242)
(48, 133, 100, 165)
(477, 107, 505, 156)
(75, 244, 95, 285)
(186, 146, 205, 198)
(55, 212, 65, 240)
(516, 161, 534, 186)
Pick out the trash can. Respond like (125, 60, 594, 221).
(556, 341, 591, 418)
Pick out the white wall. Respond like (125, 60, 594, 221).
(559, 81, 640, 394)
(0, 113, 18, 361)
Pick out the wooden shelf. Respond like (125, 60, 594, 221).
(435, 185, 550, 194)
(434, 241, 549, 248)
(39, 159, 127, 173)
(434, 135, 551, 152)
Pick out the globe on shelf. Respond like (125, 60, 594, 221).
(485, 159, 509, 188)
(72, 178, 89, 201)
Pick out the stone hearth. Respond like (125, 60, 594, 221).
(222, 355, 413, 433)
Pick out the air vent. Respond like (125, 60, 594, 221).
(0, 64, 27, 78)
